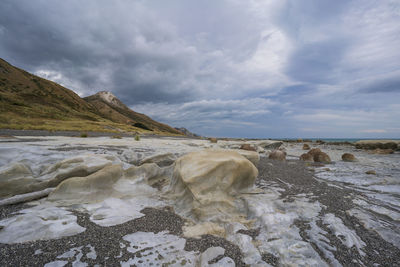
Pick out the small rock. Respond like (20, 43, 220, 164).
(303, 144, 310, 150)
(366, 170, 376, 175)
(313, 152, 331, 163)
(240, 144, 257, 152)
(342, 153, 357, 162)
(324, 168, 331, 171)
(268, 150, 286, 161)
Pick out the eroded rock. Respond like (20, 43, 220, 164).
(48, 164, 123, 203)
(0, 155, 113, 198)
(303, 144, 311, 150)
(168, 150, 258, 223)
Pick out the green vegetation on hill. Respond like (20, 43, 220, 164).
(0, 58, 183, 135)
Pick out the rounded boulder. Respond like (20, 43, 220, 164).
(313, 152, 331, 163)
(342, 153, 357, 162)
(268, 150, 286, 161)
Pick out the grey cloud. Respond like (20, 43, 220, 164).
(360, 77, 400, 94)
(285, 39, 350, 84)
(1, 0, 399, 138)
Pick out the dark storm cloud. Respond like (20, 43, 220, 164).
(0, 0, 199, 104)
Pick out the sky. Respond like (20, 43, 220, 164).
(1, 0, 399, 138)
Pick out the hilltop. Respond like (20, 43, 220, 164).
(0, 58, 182, 135)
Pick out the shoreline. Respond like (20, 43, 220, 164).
(0, 135, 399, 265)
(1, 157, 399, 266)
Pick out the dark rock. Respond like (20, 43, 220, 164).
(303, 144, 310, 150)
(313, 152, 331, 163)
(342, 153, 357, 162)
(299, 153, 313, 162)
(307, 148, 322, 156)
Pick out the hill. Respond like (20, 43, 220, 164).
(84, 91, 182, 134)
(0, 58, 182, 135)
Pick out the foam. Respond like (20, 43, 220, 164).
(0, 204, 85, 243)
(122, 231, 199, 266)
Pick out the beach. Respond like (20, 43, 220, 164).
(0, 135, 399, 266)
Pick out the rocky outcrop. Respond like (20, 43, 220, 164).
(342, 153, 357, 162)
(355, 140, 399, 150)
(268, 150, 286, 161)
(368, 149, 395, 155)
(0, 155, 113, 198)
(168, 150, 258, 223)
(313, 152, 331, 163)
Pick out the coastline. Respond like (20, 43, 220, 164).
(0, 135, 399, 265)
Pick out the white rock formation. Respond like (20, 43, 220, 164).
(169, 150, 258, 225)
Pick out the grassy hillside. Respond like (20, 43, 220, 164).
(84, 92, 182, 135)
(0, 58, 182, 135)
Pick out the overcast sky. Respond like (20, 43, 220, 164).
(1, 0, 399, 138)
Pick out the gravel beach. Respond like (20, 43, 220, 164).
(0, 138, 399, 266)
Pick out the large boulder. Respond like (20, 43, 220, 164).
(299, 153, 313, 162)
(232, 149, 260, 166)
(342, 153, 357, 162)
(268, 150, 286, 161)
(169, 150, 258, 222)
(313, 152, 331, 163)
(307, 148, 322, 156)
